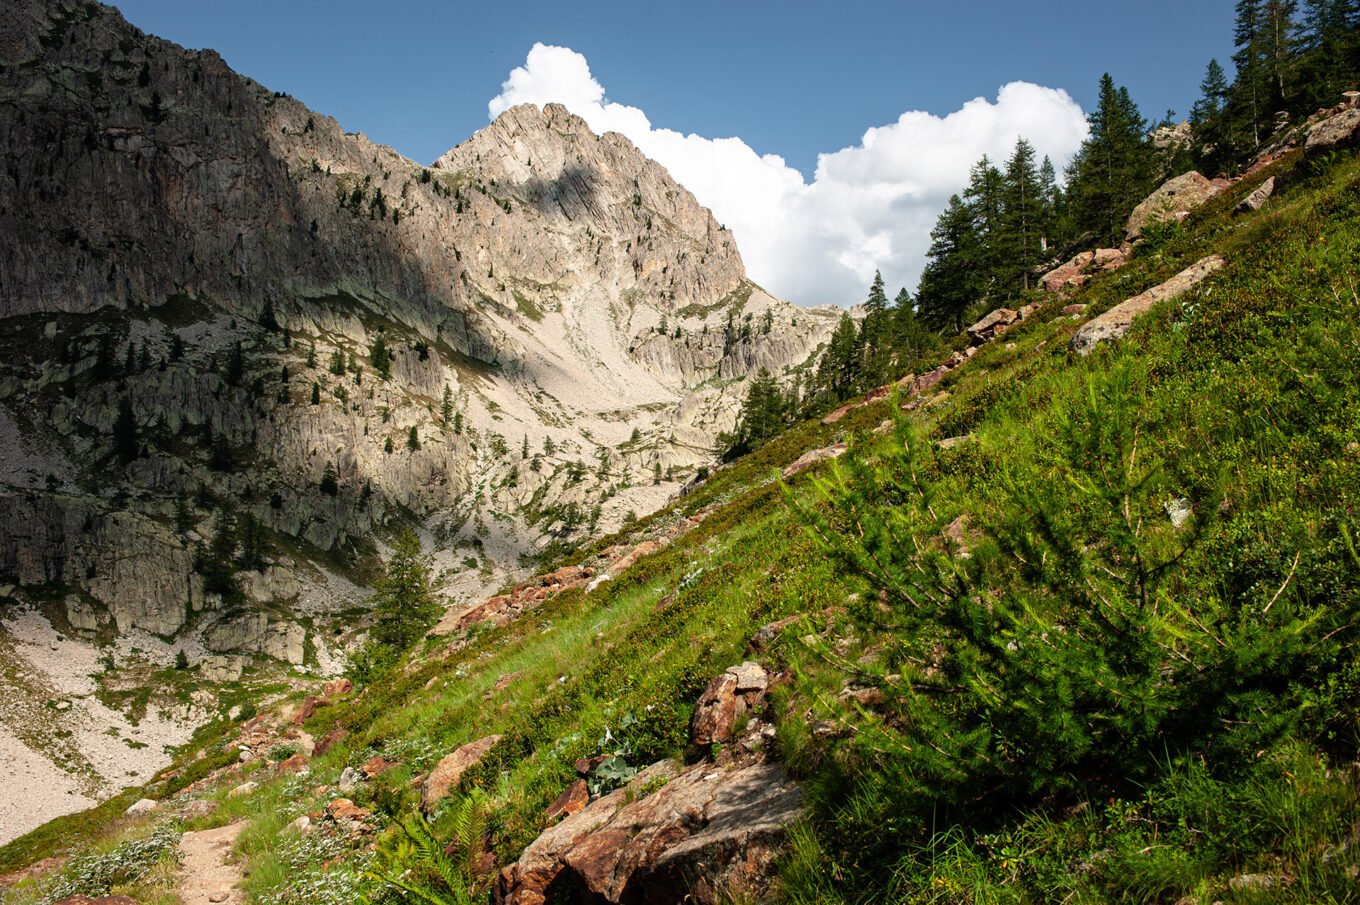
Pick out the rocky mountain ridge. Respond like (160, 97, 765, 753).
(0, 0, 840, 841)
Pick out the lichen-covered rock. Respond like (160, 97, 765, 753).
(1125, 172, 1220, 240)
(1071, 255, 1226, 355)
(1306, 106, 1360, 156)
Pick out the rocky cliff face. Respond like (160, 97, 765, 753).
(0, 0, 838, 839)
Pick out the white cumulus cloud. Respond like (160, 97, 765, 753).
(490, 43, 1090, 307)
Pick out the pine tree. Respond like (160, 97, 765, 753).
(113, 397, 138, 464)
(1000, 138, 1045, 293)
(407, 425, 420, 451)
(963, 156, 1006, 299)
(199, 508, 237, 597)
(371, 333, 391, 379)
(368, 529, 439, 653)
(238, 512, 266, 571)
(1066, 74, 1154, 245)
(306, 341, 316, 368)
(310, 382, 320, 405)
(722, 368, 789, 458)
(441, 384, 453, 423)
(814, 314, 864, 403)
(225, 341, 245, 386)
(319, 462, 339, 496)
(916, 194, 979, 334)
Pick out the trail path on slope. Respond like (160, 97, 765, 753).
(177, 822, 245, 905)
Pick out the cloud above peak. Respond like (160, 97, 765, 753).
(490, 43, 1089, 307)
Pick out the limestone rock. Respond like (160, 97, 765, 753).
(1238, 176, 1276, 212)
(1071, 255, 1227, 355)
(421, 735, 502, 813)
(199, 656, 245, 683)
(1125, 172, 1220, 240)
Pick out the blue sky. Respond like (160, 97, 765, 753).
(108, 0, 1238, 305)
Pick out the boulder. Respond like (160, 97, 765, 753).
(292, 695, 330, 725)
(421, 735, 502, 812)
(965, 308, 1020, 344)
(690, 673, 739, 747)
(1238, 176, 1276, 212)
(497, 760, 801, 905)
(1071, 254, 1226, 355)
(321, 678, 353, 697)
(124, 798, 159, 817)
(1125, 171, 1220, 240)
(691, 663, 770, 746)
(782, 444, 848, 479)
(277, 753, 309, 775)
(1306, 106, 1360, 156)
(325, 798, 371, 822)
(199, 655, 245, 683)
(338, 766, 362, 793)
(1041, 248, 1126, 292)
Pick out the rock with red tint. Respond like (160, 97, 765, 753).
(1071, 254, 1226, 355)
(326, 798, 372, 822)
(690, 672, 739, 746)
(361, 756, 394, 778)
(781, 443, 848, 479)
(277, 753, 309, 774)
(422, 735, 502, 813)
(496, 760, 801, 905)
(545, 780, 590, 821)
(312, 728, 349, 757)
(322, 678, 353, 697)
(292, 695, 331, 725)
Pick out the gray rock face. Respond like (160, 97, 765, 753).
(0, 1, 839, 671)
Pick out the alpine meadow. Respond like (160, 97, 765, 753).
(1, 2, 1359, 904)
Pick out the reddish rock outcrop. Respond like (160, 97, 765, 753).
(496, 761, 801, 905)
(691, 662, 770, 747)
(1041, 248, 1127, 292)
(966, 308, 1020, 345)
(421, 735, 502, 813)
(545, 780, 590, 822)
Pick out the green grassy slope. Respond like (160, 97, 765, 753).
(4, 149, 1359, 905)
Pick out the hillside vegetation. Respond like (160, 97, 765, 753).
(4, 117, 1359, 904)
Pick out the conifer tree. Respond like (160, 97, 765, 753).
(371, 333, 391, 379)
(916, 194, 979, 334)
(113, 397, 138, 464)
(407, 425, 420, 451)
(368, 529, 439, 654)
(814, 314, 863, 402)
(1066, 74, 1154, 245)
(1000, 138, 1045, 292)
